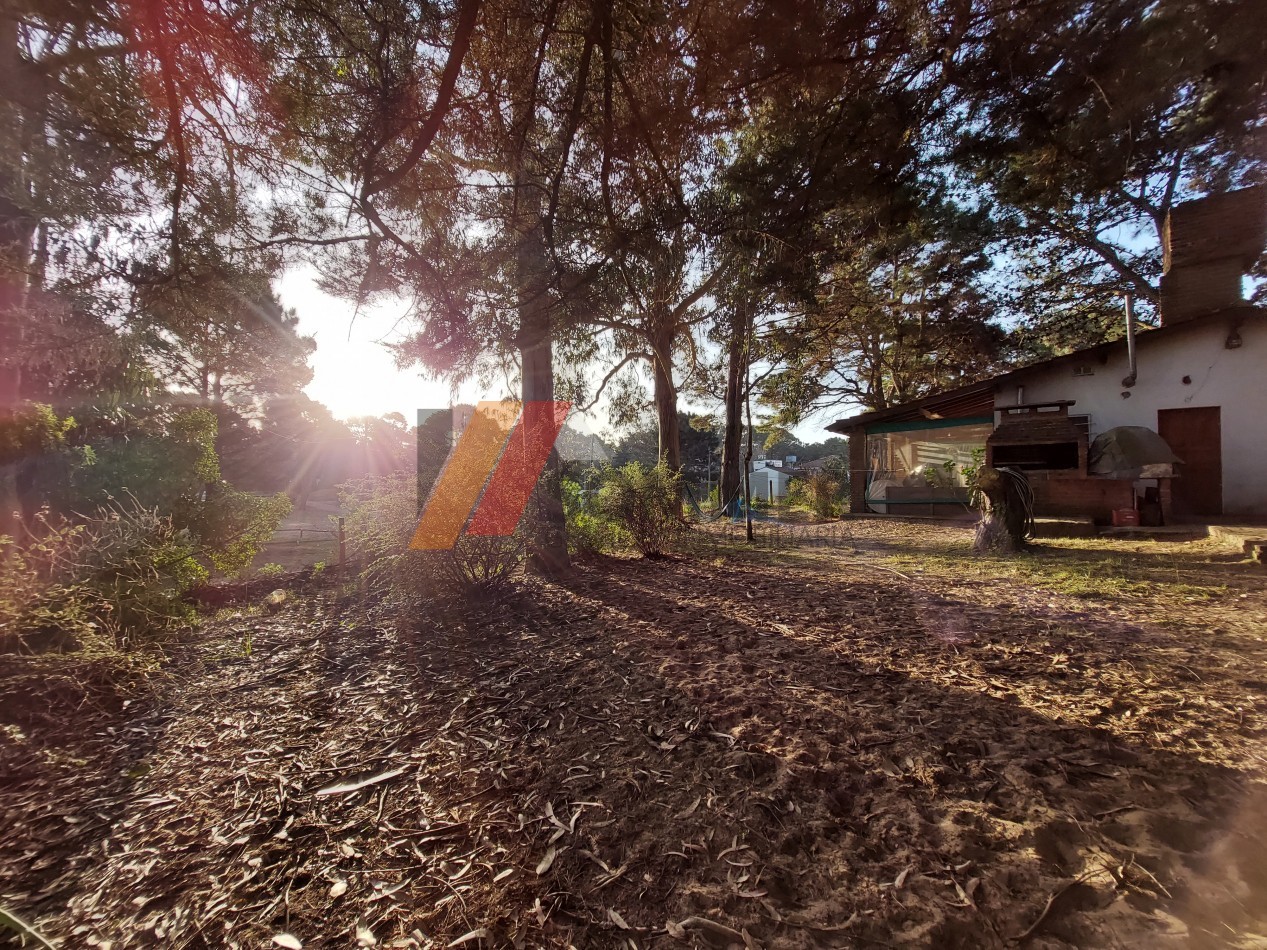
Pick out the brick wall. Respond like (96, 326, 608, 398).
(1028, 473, 1134, 521)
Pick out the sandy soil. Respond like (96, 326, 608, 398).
(4, 524, 1267, 949)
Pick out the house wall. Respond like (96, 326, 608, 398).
(749, 468, 790, 500)
(998, 316, 1267, 516)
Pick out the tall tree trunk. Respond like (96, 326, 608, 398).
(650, 318, 681, 474)
(0, 7, 33, 537)
(718, 299, 746, 512)
(744, 357, 754, 543)
(515, 175, 570, 577)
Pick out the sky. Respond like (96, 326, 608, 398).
(279, 265, 839, 442)
(278, 266, 467, 422)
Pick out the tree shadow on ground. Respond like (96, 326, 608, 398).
(11, 554, 1267, 949)
(533, 556, 1267, 948)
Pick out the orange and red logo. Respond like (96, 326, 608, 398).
(410, 401, 571, 550)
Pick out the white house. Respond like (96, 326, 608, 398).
(830, 187, 1267, 523)
(749, 460, 792, 502)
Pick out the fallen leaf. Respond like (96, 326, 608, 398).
(609, 909, 630, 930)
(447, 928, 490, 947)
(329, 879, 349, 898)
(272, 936, 303, 950)
(314, 768, 407, 797)
(675, 916, 746, 944)
(536, 846, 557, 875)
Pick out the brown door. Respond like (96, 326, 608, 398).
(1158, 406, 1222, 518)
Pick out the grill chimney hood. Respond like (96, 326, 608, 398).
(987, 401, 1087, 473)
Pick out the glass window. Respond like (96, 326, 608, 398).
(864, 421, 993, 511)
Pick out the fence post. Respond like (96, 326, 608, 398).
(338, 517, 346, 576)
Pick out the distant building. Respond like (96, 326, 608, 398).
(749, 463, 792, 502)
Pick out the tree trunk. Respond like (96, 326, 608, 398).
(0, 9, 33, 537)
(718, 300, 746, 513)
(744, 359, 754, 544)
(650, 319, 681, 473)
(515, 176, 570, 577)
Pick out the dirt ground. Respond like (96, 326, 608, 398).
(5, 521, 1267, 949)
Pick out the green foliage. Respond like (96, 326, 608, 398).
(65, 408, 219, 512)
(596, 462, 683, 557)
(806, 470, 842, 519)
(960, 446, 988, 508)
(257, 562, 285, 577)
(58, 408, 288, 578)
(339, 474, 422, 594)
(0, 404, 75, 466)
(787, 459, 848, 518)
(0, 503, 206, 654)
(562, 478, 624, 557)
(186, 487, 292, 576)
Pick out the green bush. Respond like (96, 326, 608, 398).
(0, 404, 75, 466)
(596, 462, 682, 557)
(807, 470, 842, 518)
(184, 486, 292, 576)
(787, 461, 848, 518)
(562, 478, 623, 557)
(0, 502, 206, 654)
(58, 408, 288, 577)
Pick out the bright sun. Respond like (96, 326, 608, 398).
(278, 267, 469, 422)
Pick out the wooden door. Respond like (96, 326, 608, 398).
(1158, 406, 1222, 518)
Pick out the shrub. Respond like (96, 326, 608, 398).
(0, 404, 74, 466)
(442, 535, 523, 597)
(784, 477, 809, 509)
(562, 478, 623, 557)
(339, 474, 423, 593)
(339, 474, 523, 603)
(596, 462, 682, 557)
(807, 470, 842, 518)
(183, 486, 292, 576)
(56, 407, 288, 577)
(0, 501, 206, 654)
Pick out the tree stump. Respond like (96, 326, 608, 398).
(974, 466, 1030, 553)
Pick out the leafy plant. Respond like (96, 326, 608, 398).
(562, 478, 622, 557)
(0, 404, 75, 467)
(184, 486, 292, 577)
(0, 501, 207, 654)
(596, 462, 683, 557)
(806, 470, 842, 518)
(55, 408, 289, 577)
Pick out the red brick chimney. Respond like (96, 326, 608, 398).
(1159, 186, 1267, 325)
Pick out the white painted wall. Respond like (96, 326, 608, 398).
(998, 317, 1267, 515)
(749, 467, 791, 500)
